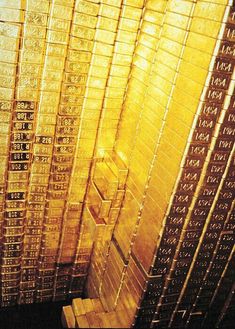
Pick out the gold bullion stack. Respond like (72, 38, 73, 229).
(0, 1, 234, 329)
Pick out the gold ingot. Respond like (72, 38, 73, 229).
(24, 25, 47, 39)
(75, 315, 90, 328)
(104, 151, 128, 189)
(100, 118, 118, 129)
(190, 17, 222, 39)
(0, 87, 14, 100)
(1, 122, 10, 135)
(179, 60, 207, 85)
(101, 108, 122, 120)
(47, 30, 69, 45)
(121, 5, 142, 20)
(0, 76, 15, 89)
(119, 17, 140, 32)
(41, 79, 61, 92)
(71, 24, 95, 40)
(92, 41, 113, 56)
(33, 144, 53, 156)
(132, 53, 152, 72)
(64, 72, 87, 84)
(132, 216, 161, 271)
(168, 0, 193, 16)
(50, 4, 73, 20)
(202, 0, 227, 3)
(123, 0, 144, 8)
(87, 76, 107, 89)
(22, 37, 45, 52)
(26, 0, 50, 13)
(87, 183, 111, 218)
(19, 63, 41, 76)
(100, 4, 120, 20)
(97, 16, 118, 32)
(160, 126, 187, 161)
(25, 11, 47, 26)
(151, 75, 173, 96)
(42, 70, 63, 82)
(89, 64, 109, 78)
(95, 29, 116, 45)
(116, 29, 137, 43)
(131, 66, 150, 84)
(0, 0, 23, 9)
(160, 38, 184, 57)
(138, 32, 158, 50)
(0, 134, 10, 147)
(114, 41, 135, 55)
(36, 124, 55, 136)
(194, 2, 225, 22)
(135, 43, 156, 61)
(46, 43, 67, 57)
(172, 85, 199, 113)
(182, 46, 213, 70)
(17, 88, 38, 101)
(165, 11, 189, 29)
(142, 20, 161, 36)
(93, 162, 118, 200)
(187, 32, 217, 54)
(80, 119, 99, 130)
(108, 76, 128, 89)
(148, 84, 169, 108)
(49, 17, 71, 33)
(103, 98, 123, 109)
(176, 73, 204, 99)
(40, 91, 60, 106)
(91, 54, 111, 67)
(110, 64, 130, 77)
(73, 12, 98, 28)
(162, 24, 187, 44)
(19, 49, 44, 64)
(30, 172, 49, 184)
(155, 49, 179, 71)
(143, 9, 164, 24)
(103, 0, 122, 7)
(44, 56, 65, 70)
(112, 53, 132, 66)
(67, 49, 92, 62)
(105, 86, 126, 98)
(79, 129, 97, 140)
(53, 0, 74, 6)
(75, 0, 100, 16)
(84, 87, 105, 100)
(167, 100, 195, 128)
(18, 76, 40, 89)
(70, 36, 93, 51)
(0, 22, 21, 38)
(0, 35, 19, 52)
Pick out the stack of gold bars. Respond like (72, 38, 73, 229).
(0, 0, 235, 328)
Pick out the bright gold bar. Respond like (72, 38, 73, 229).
(26, 0, 50, 14)
(87, 182, 111, 218)
(92, 41, 113, 57)
(73, 12, 98, 28)
(95, 29, 116, 44)
(71, 24, 95, 40)
(93, 162, 118, 200)
(97, 16, 118, 32)
(49, 17, 71, 33)
(50, 4, 73, 20)
(75, 0, 100, 16)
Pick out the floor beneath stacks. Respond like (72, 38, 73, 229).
(0, 301, 69, 329)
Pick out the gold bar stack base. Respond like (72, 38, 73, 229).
(62, 297, 131, 328)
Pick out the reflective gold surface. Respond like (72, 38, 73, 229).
(0, 0, 235, 328)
